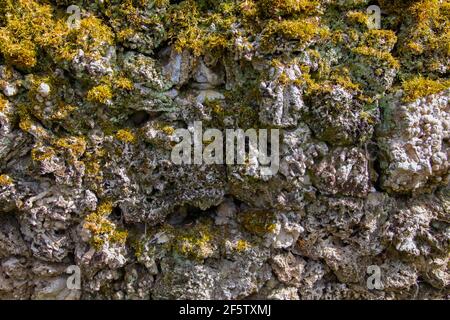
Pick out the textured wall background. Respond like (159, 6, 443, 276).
(0, 0, 449, 299)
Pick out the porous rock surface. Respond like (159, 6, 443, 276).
(0, 0, 449, 300)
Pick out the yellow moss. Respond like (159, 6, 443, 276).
(87, 85, 113, 104)
(364, 30, 398, 50)
(50, 103, 76, 120)
(116, 129, 136, 144)
(31, 144, 55, 162)
(258, 0, 321, 17)
(334, 75, 361, 92)
(166, 1, 235, 57)
(109, 230, 129, 245)
(392, 0, 449, 73)
(331, 30, 345, 44)
(352, 46, 400, 69)
(84, 201, 128, 250)
(0, 0, 61, 68)
(85, 160, 101, 177)
(203, 33, 229, 55)
(19, 118, 33, 132)
(298, 72, 325, 95)
(0, 174, 13, 186)
(239, 210, 277, 236)
(54, 136, 86, 158)
(132, 238, 145, 259)
(406, 41, 424, 55)
(57, 16, 114, 61)
(0, 95, 7, 113)
(173, 223, 215, 261)
(114, 77, 134, 91)
(155, 0, 170, 8)
(360, 111, 376, 125)
(204, 99, 225, 118)
(174, 31, 200, 55)
(117, 28, 135, 43)
(0, 0, 115, 69)
(240, 0, 258, 19)
(346, 11, 369, 26)
(278, 72, 291, 85)
(348, 29, 359, 43)
(161, 126, 175, 135)
(402, 76, 450, 102)
(77, 16, 114, 46)
(235, 239, 250, 252)
(265, 18, 328, 43)
(299, 64, 363, 97)
(83, 149, 105, 188)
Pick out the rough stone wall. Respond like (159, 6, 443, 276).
(0, 0, 449, 299)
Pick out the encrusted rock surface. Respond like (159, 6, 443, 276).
(0, 0, 449, 300)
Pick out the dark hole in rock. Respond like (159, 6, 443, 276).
(54, 229, 65, 236)
(110, 206, 123, 222)
(127, 110, 161, 127)
(65, 252, 75, 264)
(167, 204, 217, 226)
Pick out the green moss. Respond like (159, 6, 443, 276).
(238, 209, 276, 236)
(172, 221, 216, 261)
